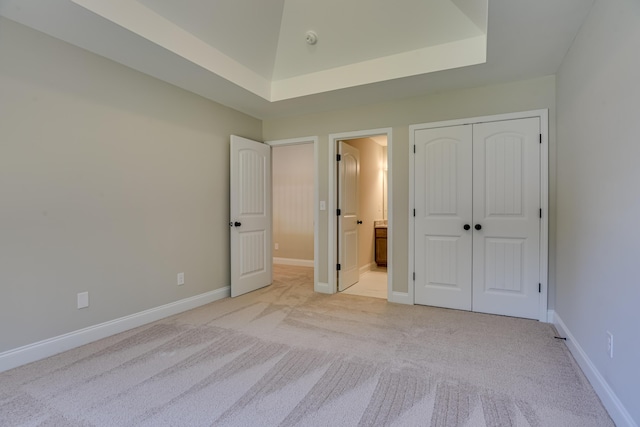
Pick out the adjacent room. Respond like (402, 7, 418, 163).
(1, 0, 638, 426)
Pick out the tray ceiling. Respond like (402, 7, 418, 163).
(0, 0, 594, 118)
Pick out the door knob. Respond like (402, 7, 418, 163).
(463, 224, 471, 231)
(475, 224, 482, 230)
(357, 220, 363, 224)
(234, 221, 242, 227)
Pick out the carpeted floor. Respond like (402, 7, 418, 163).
(0, 265, 613, 426)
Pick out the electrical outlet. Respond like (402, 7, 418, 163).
(606, 331, 613, 358)
(77, 292, 89, 309)
(274, 243, 279, 250)
(177, 272, 184, 286)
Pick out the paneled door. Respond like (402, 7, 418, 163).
(337, 141, 360, 291)
(230, 135, 272, 297)
(413, 118, 541, 319)
(472, 118, 540, 318)
(414, 125, 473, 310)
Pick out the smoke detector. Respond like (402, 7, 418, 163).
(305, 31, 318, 45)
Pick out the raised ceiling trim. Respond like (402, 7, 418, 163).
(71, 0, 272, 100)
(72, 0, 486, 103)
(271, 35, 487, 101)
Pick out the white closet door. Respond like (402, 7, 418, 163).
(472, 118, 540, 319)
(414, 125, 473, 310)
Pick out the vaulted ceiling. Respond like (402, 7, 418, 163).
(0, 0, 594, 119)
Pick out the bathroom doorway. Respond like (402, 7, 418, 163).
(331, 131, 390, 300)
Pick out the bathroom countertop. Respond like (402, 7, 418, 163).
(374, 220, 388, 228)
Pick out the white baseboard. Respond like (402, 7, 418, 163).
(0, 286, 230, 373)
(388, 291, 412, 305)
(314, 281, 332, 294)
(273, 257, 314, 267)
(554, 313, 637, 427)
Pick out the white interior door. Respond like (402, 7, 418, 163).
(414, 125, 473, 310)
(338, 141, 360, 291)
(230, 135, 272, 297)
(472, 118, 540, 318)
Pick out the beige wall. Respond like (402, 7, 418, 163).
(264, 75, 557, 298)
(556, 0, 640, 423)
(345, 138, 385, 270)
(272, 144, 314, 261)
(0, 18, 261, 352)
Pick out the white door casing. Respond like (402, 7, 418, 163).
(411, 115, 544, 320)
(230, 135, 272, 297)
(414, 125, 473, 310)
(338, 141, 360, 291)
(472, 118, 541, 319)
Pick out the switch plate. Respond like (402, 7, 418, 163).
(274, 243, 279, 250)
(320, 200, 326, 211)
(177, 272, 184, 286)
(77, 292, 89, 309)
(606, 331, 613, 358)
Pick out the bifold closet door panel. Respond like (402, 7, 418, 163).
(414, 125, 473, 310)
(471, 118, 541, 319)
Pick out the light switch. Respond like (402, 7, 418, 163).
(320, 201, 326, 211)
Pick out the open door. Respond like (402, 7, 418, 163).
(337, 141, 360, 291)
(230, 135, 272, 297)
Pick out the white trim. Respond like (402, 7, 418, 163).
(0, 287, 229, 373)
(328, 128, 393, 299)
(388, 291, 412, 305)
(539, 111, 550, 323)
(554, 313, 637, 427)
(315, 282, 331, 294)
(273, 257, 314, 267)
(266, 136, 320, 293)
(408, 109, 550, 321)
(547, 309, 555, 324)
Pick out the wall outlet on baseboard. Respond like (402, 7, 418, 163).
(177, 272, 184, 286)
(77, 292, 89, 309)
(606, 331, 613, 359)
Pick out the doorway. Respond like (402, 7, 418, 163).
(267, 137, 319, 290)
(328, 128, 393, 300)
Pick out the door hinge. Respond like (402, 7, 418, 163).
(539, 283, 542, 293)
(337, 208, 341, 216)
(336, 154, 341, 161)
(413, 272, 416, 281)
(337, 264, 341, 271)
(539, 134, 542, 144)
(540, 208, 542, 219)
(413, 209, 416, 217)
(413, 145, 416, 153)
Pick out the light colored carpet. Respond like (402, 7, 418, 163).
(0, 265, 613, 426)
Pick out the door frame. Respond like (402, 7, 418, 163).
(409, 109, 549, 322)
(328, 128, 394, 299)
(266, 136, 320, 292)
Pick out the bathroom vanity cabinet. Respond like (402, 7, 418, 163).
(375, 226, 387, 267)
